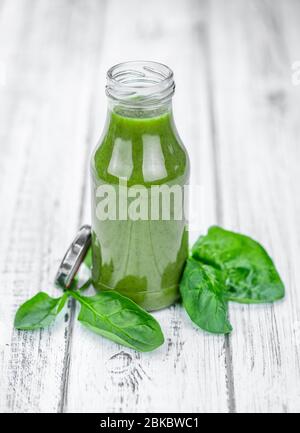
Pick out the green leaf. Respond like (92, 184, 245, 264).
(192, 226, 285, 303)
(84, 247, 92, 269)
(180, 258, 232, 334)
(67, 290, 164, 352)
(14, 292, 68, 330)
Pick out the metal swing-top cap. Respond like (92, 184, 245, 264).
(55, 225, 91, 289)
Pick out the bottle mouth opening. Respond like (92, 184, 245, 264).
(106, 61, 175, 107)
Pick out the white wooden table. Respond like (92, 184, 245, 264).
(0, 0, 300, 413)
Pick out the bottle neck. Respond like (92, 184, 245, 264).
(105, 61, 175, 120)
(107, 98, 173, 120)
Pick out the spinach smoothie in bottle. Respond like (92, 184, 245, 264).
(91, 61, 189, 311)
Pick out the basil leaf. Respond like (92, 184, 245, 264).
(68, 290, 164, 352)
(180, 258, 232, 334)
(192, 226, 285, 303)
(14, 292, 68, 330)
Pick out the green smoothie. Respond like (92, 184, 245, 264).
(91, 63, 189, 311)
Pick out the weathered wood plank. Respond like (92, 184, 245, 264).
(65, 0, 230, 413)
(0, 0, 106, 413)
(208, 0, 300, 413)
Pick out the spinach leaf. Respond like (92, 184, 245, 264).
(180, 258, 232, 334)
(14, 292, 68, 330)
(192, 226, 284, 303)
(84, 247, 92, 269)
(67, 290, 164, 352)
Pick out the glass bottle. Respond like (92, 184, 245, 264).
(90, 61, 189, 311)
